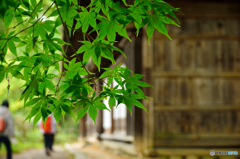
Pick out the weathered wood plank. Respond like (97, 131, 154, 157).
(154, 77, 195, 106)
(237, 40, 240, 71)
(154, 111, 240, 134)
(170, 78, 181, 105)
(219, 156, 239, 159)
(166, 1, 240, 18)
(170, 40, 183, 71)
(169, 156, 182, 159)
(162, 78, 171, 105)
(229, 40, 240, 71)
(195, 78, 213, 106)
(181, 40, 196, 71)
(222, 79, 231, 105)
(212, 78, 224, 105)
(201, 157, 214, 159)
(181, 19, 199, 34)
(154, 34, 240, 40)
(154, 78, 165, 105)
(163, 40, 172, 71)
(153, 39, 165, 70)
(222, 41, 231, 71)
(152, 72, 240, 77)
(225, 19, 240, 34)
(230, 79, 239, 105)
(235, 111, 240, 133)
(154, 106, 240, 111)
(154, 138, 240, 147)
(186, 155, 199, 159)
(233, 79, 240, 105)
(212, 40, 223, 71)
(195, 40, 213, 70)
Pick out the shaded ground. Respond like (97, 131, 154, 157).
(12, 143, 133, 159)
(13, 145, 73, 159)
(65, 142, 133, 159)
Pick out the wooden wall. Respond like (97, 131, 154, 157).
(152, 17, 240, 148)
(138, 1, 240, 156)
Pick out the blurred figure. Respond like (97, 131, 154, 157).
(0, 100, 14, 159)
(39, 107, 57, 156)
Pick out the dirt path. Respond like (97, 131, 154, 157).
(13, 145, 73, 159)
(65, 143, 133, 159)
(12, 143, 133, 159)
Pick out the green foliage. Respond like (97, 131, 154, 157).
(0, 0, 179, 124)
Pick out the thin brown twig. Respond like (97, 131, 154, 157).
(54, 36, 71, 96)
(54, 1, 88, 72)
(100, 78, 112, 88)
(55, 74, 63, 96)
(54, 0, 97, 91)
(1, 2, 55, 55)
(65, 23, 95, 42)
(9, 0, 44, 30)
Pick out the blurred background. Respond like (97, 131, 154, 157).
(78, 0, 240, 159)
(0, 0, 240, 159)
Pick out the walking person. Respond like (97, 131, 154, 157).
(0, 100, 14, 159)
(39, 107, 57, 156)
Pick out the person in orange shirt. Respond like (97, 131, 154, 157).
(39, 106, 57, 156)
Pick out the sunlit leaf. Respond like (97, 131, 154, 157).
(33, 111, 42, 127)
(4, 8, 14, 29)
(54, 105, 62, 123)
(77, 105, 89, 120)
(129, 98, 147, 113)
(108, 96, 115, 109)
(88, 104, 97, 124)
(94, 102, 110, 111)
(61, 104, 75, 119)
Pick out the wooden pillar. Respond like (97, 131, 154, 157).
(133, 35, 144, 152)
(80, 115, 87, 141)
(124, 36, 135, 137)
(96, 80, 103, 140)
(126, 109, 134, 135)
(111, 108, 115, 133)
(141, 27, 154, 155)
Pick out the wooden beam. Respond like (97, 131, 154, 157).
(152, 72, 240, 78)
(154, 105, 240, 111)
(167, 1, 240, 18)
(154, 134, 240, 139)
(154, 139, 240, 147)
(154, 34, 240, 40)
